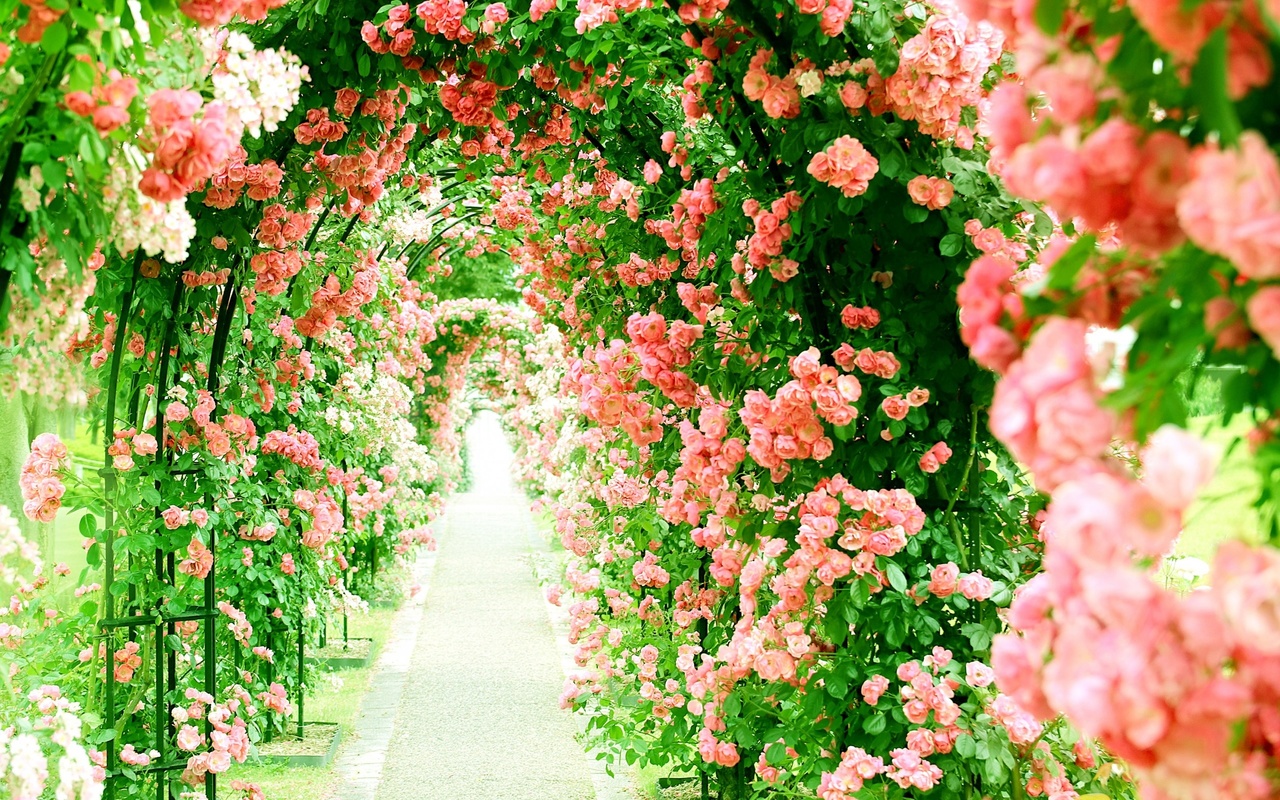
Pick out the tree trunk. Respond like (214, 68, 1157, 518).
(0, 391, 31, 539)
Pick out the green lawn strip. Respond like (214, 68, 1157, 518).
(229, 599, 399, 797)
(225, 761, 338, 798)
(1176, 415, 1261, 562)
(630, 762, 701, 800)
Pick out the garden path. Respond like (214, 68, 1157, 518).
(353, 411, 600, 800)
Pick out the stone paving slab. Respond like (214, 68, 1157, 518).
(332, 544, 439, 800)
(336, 413, 607, 800)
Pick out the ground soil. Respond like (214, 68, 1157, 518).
(256, 722, 340, 757)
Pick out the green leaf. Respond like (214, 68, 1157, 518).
(885, 561, 908, 593)
(905, 471, 927, 496)
(722, 692, 741, 719)
(1034, 0, 1065, 35)
(1189, 26, 1241, 145)
(69, 5, 99, 29)
(862, 713, 887, 735)
(827, 670, 849, 699)
(41, 21, 68, 53)
(1043, 235, 1096, 292)
(939, 233, 963, 257)
(877, 146, 904, 179)
(78, 133, 99, 167)
(871, 44, 899, 78)
(79, 513, 97, 538)
(766, 742, 789, 766)
(983, 754, 1007, 784)
(903, 203, 929, 224)
(955, 733, 977, 759)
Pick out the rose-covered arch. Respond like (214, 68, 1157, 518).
(1, 0, 1279, 798)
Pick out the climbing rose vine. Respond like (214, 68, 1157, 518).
(0, 0, 1278, 797)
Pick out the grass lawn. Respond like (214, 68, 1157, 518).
(1174, 414, 1262, 566)
(222, 761, 337, 798)
(230, 599, 399, 798)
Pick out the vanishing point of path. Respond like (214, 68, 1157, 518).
(338, 411, 600, 800)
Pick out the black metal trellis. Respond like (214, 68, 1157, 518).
(257, 609, 309, 745)
(295, 611, 305, 739)
(99, 271, 230, 800)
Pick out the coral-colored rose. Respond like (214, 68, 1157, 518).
(919, 442, 952, 474)
(928, 563, 959, 597)
(93, 105, 130, 134)
(907, 175, 937, 206)
(162, 506, 189, 530)
(1246, 285, 1280, 358)
(1179, 133, 1280, 281)
(881, 395, 910, 421)
(1203, 296, 1252, 350)
(65, 91, 97, 116)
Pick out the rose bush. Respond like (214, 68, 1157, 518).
(2, 0, 1279, 797)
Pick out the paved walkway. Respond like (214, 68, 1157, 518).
(337, 411, 600, 800)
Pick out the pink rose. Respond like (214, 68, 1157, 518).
(386, 3, 411, 29)
(1213, 541, 1280, 653)
(176, 725, 202, 751)
(958, 571, 994, 601)
(965, 662, 996, 687)
(1140, 424, 1216, 511)
(861, 675, 890, 705)
(162, 506, 188, 530)
(31, 499, 60, 523)
(206, 749, 232, 773)
(132, 433, 158, 456)
(147, 88, 202, 129)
